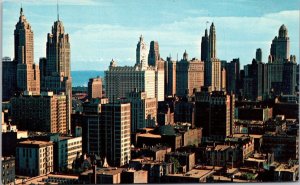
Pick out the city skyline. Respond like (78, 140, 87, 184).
(3, 0, 299, 71)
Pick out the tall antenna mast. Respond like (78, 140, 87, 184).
(57, 0, 59, 21)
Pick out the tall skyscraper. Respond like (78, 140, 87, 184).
(267, 25, 296, 95)
(148, 41, 160, 67)
(270, 24, 290, 62)
(176, 51, 204, 97)
(136, 35, 148, 69)
(15, 7, 40, 95)
(201, 29, 209, 62)
(102, 103, 131, 166)
(209, 22, 216, 59)
(211, 58, 221, 91)
(88, 77, 103, 100)
(243, 58, 268, 100)
(46, 16, 70, 77)
(226, 58, 240, 94)
(165, 56, 177, 97)
(40, 9, 72, 133)
(256, 48, 262, 63)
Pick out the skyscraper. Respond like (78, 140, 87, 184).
(201, 29, 209, 62)
(46, 16, 70, 77)
(226, 58, 240, 94)
(256, 48, 262, 63)
(209, 22, 216, 59)
(40, 8, 72, 133)
(176, 51, 204, 97)
(148, 41, 160, 67)
(165, 56, 176, 97)
(15, 7, 40, 95)
(211, 58, 221, 91)
(136, 35, 148, 69)
(270, 24, 290, 62)
(267, 25, 296, 95)
(102, 102, 131, 166)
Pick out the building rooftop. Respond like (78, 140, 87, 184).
(138, 133, 161, 139)
(81, 167, 125, 176)
(167, 169, 214, 179)
(275, 164, 299, 173)
(17, 140, 53, 148)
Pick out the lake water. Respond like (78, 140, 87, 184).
(71, 71, 104, 87)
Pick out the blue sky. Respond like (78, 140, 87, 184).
(3, 0, 300, 70)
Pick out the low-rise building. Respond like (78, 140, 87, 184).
(165, 152, 195, 172)
(121, 169, 148, 183)
(16, 140, 54, 177)
(80, 167, 125, 184)
(162, 168, 214, 183)
(2, 157, 15, 185)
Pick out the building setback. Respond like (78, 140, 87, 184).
(14, 8, 40, 95)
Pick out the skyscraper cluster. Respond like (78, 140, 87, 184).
(1, 6, 298, 184)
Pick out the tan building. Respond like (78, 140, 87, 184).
(105, 59, 156, 101)
(16, 140, 54, 177)
(122, 90, 157, 132)
(176, 51, 204, 97)
(57, 136, 82, 171)
(15, 8, 40, 95)
(88, 77, 102, 100)
(211, 58, 221, 91)
(11, 91, 67, 133)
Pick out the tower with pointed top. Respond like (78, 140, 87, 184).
(15, 7, 40, 95)
(209, 22, 216, 59)
(201, 28, 209, 62)
(40, 4, 72, 134)
(136, 35, 148, 69)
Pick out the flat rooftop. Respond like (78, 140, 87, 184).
(138, 133, 161, 138)
(167, 169, 214, 179)
(81, 167, 125, 176)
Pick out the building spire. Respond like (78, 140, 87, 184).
(57, 0, 59, 21)
(20, 4, 23, 16)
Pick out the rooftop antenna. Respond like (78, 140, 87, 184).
(57, 0, 59, 21)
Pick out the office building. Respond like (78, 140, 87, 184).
(201, 28, 209, 62)
(102, 103, 131, 166)
(226, 58, 240, 94)
(209, 22, 216, 59)
(40, 12, 72, 133)
(211, 58, 221, 91)
(176, 51, 204, 96)
(2, 157, 15, 185)
(88, 77, 103, 100)
(16, 140, 54, 177)
(2, 57, 17, 101)
(148, 41, 160, 67)
(125, 90, 157, 133)
(15, 8, 40, 95)
(165, 56, 176, 97)
(11, 91, 68, 133)
(195, 88, 235, 141)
